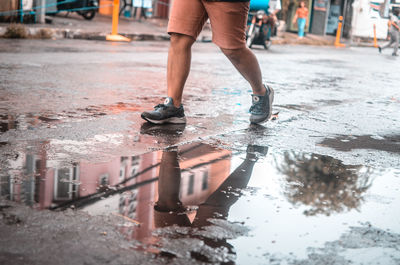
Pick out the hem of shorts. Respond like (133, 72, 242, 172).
(212, 38, 247, 50)
(167, 24, 199, 40)
(167, 30, 197, 40)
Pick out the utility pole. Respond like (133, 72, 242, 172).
(37, 0, 46, 23)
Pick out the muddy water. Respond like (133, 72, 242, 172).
(1, 140, 399, 264)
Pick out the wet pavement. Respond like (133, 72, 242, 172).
(0, 39, 400, 264)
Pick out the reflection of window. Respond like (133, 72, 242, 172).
(34, 159, 42, 203)
(188, 174, 195, 195)
(24, 155, 39, 206)
(54, 166, 79, 201)
(119, 191, 138, 219)
(119, 166, 125, 180)
(0, 175, 10, 199)
(57, 168, 70, 199)
(99, 174, 109, 186)
(131, 156, 140, 167)
(130, 156, 140, 178)
(202, 171, 208, 190)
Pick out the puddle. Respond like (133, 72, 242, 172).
(319, 134, 400, 154)
(1, 139, 400, 264)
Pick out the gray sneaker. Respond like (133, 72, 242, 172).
(249, 85, 274, 124)
(141, 97, 187, 124)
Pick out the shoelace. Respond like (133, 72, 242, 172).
(250, 101, 264, 114)
(154, 104, 168, 110)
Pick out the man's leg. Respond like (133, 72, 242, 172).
(220, 46, 274, 124)
(141, 0, 207, 124)
(220, 46, 266, 95)
(203, 1, 274, 124)
(167, 33, 196, 107)
(392, 31, 399, 55)
(381, 32, 395, 50)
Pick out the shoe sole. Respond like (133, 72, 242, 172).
(141, 115, 187, 124)
(250, 86, 275, 124)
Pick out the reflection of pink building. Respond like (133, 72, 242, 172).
(4, 142, 232, 245)
(133, 143, 232, 243)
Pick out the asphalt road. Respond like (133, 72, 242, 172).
(0, 39, 399, 165)
(0, 39, 399, 265)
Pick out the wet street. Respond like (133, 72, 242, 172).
(0, 39, 400, 265)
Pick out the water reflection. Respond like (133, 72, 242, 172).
(0, 113, 59, 133)
(1, 137, 381, 263)
(277, 152, 372, 216)
(0, 140, 268, 260)
(151, 145, 267, 259)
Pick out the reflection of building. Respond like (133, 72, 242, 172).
(132, 143, 232, 242)
(2, 142, 232, 243)
(178, 144, 231, 206)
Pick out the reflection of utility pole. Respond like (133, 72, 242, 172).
(37, 0, 46, 23)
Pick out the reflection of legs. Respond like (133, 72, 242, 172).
(156, 150, 183, 211)
(191, 151, 259, 253)
(193, 156, 257, 227)
(154, 150, 191, 227)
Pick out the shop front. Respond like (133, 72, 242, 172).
(98, 0, 171, 18)
(280, 0, 353, 36)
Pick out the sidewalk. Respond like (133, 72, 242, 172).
(0, 13, 335, 45)
(0, 13, 172, 41)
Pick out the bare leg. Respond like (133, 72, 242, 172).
(167, 33, 196, 107)
(220, 46, 266, 95)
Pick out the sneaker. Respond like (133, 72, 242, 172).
(249, 85, 274, 124)
(392, 52, 398, 56)
(141, 97, 186, 124)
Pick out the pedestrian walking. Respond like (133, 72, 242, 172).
(378, 9, 400, 56)
(264, 0, 282, 41)
(133, 0, 152, 21)
(141, 0, 274, 125)
(292, 1, 308, 39)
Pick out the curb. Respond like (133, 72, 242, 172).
(0, 25, 378, 47)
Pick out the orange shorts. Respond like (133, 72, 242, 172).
(167, 0, 250, 49)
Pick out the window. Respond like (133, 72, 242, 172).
(187, 174, 195, 195)
(54, 166, 79, 201)
(0, 175, 10, 199)
(202, 171, 208, 190)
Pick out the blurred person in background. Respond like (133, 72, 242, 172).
(379, 8, 399, 56)
(292, 1, 308, 39)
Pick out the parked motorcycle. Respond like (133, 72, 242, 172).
(246, 10, 273, 49)
(49, 0, 99, 20)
